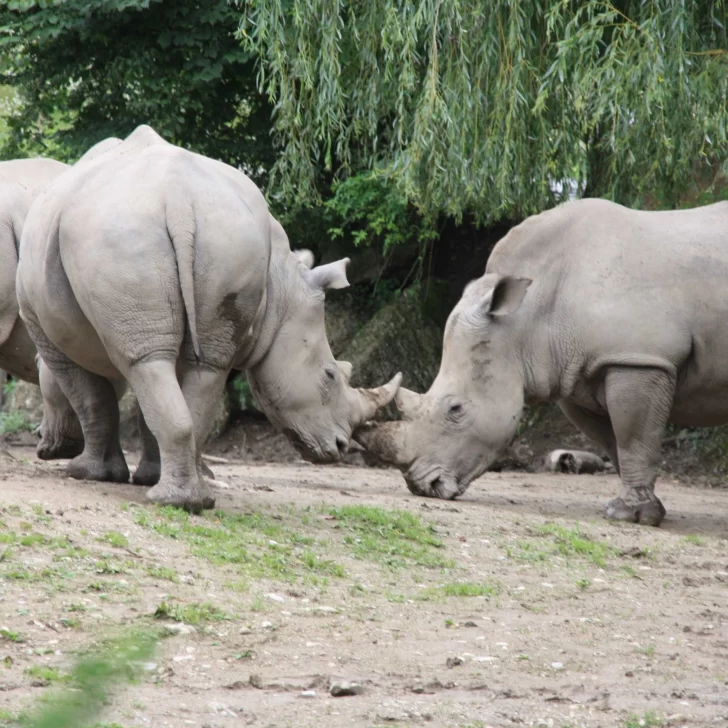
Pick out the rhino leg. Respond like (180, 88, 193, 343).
(132, 408, 161, 486)
(25, 321, 129, 482)
(126, 359, 213, 513)
(558, 401, 619, 472)
(178, 362, 229, 491)
(36, 360, 84, 461)
(602, 367, 673, 527)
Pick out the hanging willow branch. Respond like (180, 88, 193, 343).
(239, 0, 728, 221)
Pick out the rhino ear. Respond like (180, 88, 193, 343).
(336, 360, 353, 383)
(305, 257, 351, 290)
(294, 249, 315, 269)
(482, 276, 531, 317)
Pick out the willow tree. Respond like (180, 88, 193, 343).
(241, 1, 728, 222)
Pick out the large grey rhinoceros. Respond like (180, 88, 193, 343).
(356, 197, 728, 527)
(17, 125, 400, 512)
(0, 140, 126, 460)
(0, 157, 86, 458)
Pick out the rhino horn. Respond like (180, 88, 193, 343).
(353, 419, 408, 467)
(356, 372, 402, 421)
(394, 387, 424, 420)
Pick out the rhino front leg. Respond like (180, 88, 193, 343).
(603, 366, 674, 527)
(126, 358, 213, 513)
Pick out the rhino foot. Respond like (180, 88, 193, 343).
(132, 459, 161, 486)
(37, 436, 84, 461)
(605, 495, 666, 527)
(67, 452, 130, 483)
(146, 479, 215, 514)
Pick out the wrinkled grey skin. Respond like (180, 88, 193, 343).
(18, 125, 400, 512)
(357, 198, 728, 526)
(0, 157, 86, 458)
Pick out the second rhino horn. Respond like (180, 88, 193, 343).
(394, 386, 424, 420)
(357, 372, 402, 421)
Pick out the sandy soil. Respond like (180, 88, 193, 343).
(1, 447, 727, 728)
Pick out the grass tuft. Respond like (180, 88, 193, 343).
(328, 505, 454, 569)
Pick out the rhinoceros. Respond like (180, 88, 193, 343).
(17, 125, 400, 512)
(0, 157, 88, 458)
(356, 197, 728, 526)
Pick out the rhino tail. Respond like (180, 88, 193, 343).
(166, 202, 202, 363)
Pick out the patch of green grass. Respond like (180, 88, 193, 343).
(636, 643, 656, 658)
(99, 531, 129, 549)
(535, 524, 614, 568)
(437, 582, 498, 598)
(145, 565, 178, 582)
(136, 507, 345, 583)
(328, 505, 454, 569)
(0, 627, 23, 643)
(24, 666, 68, 685)
(624, 711, 663, 728)
(682, 534, 704, 546)
(153, 600, 229, 625)
(576, 578, 592, 590)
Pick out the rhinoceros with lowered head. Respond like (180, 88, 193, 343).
(356, 197, 728, 526)
(17, 125, 400, 512)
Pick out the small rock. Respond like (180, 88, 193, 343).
(265, 593, 285, 603)
(261, 621, 274, 630)
(164, 623, 197, 636)
(446, 656, 465, 668)
(625, 670, 634, 678)
(239, 626, 252, 635)
(463, 621, 478, 628)
(551, 662, 564, 670)
(300, 690, 317, 698)
(330, 681, 364, 697)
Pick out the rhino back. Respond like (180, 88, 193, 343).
(485, 198, 728, 404)
(20, 132, 271, 375)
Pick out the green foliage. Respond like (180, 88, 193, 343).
(16, 629, 157, 728)
(242, 1, 728, 220)
(0, 1, 273, 181)
(0, 411, 33, 435)
(325, 173, 437, 256)
(230, 374, 258, 413)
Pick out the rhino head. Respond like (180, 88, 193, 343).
(247, 238, 401, 463)
(355, 273, 531, 498)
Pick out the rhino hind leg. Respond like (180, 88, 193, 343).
(602, 366, 674, 527)
(132, 408, 161, 486)
(25, 322, 129, 483)
(558, 401, 619, 472)
(126, 358, 214, 513)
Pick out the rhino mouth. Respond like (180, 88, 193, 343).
(404, 470, 464, 500)
(283, 428, 349, 463)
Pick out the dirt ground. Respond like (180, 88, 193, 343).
(1, 445, 728, 728)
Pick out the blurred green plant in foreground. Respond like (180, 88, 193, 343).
(16, 629, 157, 728)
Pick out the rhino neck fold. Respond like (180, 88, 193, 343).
(236, 248, 291, 371)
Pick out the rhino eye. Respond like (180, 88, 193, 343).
(324, 367, 337, 381)
(446, 402, 464, 421)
